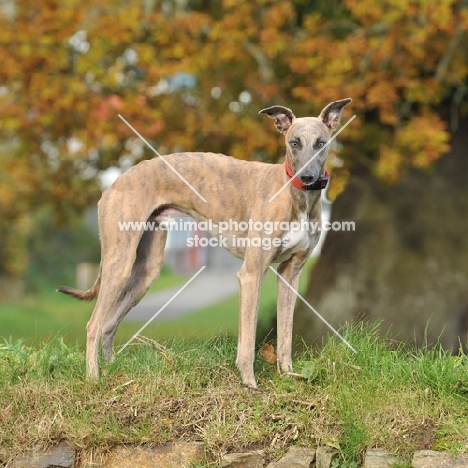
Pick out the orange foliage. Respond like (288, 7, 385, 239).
(0, 0, 467, 275)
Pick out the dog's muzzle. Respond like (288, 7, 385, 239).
(284, 161, 329, 191)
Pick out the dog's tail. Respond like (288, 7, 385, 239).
(57, 269, 101, 302)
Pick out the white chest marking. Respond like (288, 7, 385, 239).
(282, 213, 310, 253)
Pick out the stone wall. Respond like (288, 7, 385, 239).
(10, 441, 468, 468)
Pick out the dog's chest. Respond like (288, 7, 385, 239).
(281, 212, 312, 254)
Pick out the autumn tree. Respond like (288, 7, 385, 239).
(0, 0, 213, 291)
(288, 0, 468, 349)
(0, 0, 301, 291)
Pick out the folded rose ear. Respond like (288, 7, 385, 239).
(259, 105, 296, 133)
(318, 98, 352, 132)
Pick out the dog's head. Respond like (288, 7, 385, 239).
(259, 99, 352, 186)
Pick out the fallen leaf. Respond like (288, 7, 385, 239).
(260, 343, 277, 364)
(128, 382, 139, 393)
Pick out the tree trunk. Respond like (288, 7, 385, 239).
(294, 118, 468, 351)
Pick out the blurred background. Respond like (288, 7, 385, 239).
(0, 0, 467, 349)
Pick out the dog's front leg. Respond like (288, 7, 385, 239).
(276, 253, 309, 374)
(236, 257, 268, 390)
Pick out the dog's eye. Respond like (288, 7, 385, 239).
(291, 141, 298, 148)
(317, 141, 325, 149)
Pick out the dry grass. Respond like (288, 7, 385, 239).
(1, 324, 468, 467)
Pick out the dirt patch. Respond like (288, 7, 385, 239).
(405, 421, 439, 450)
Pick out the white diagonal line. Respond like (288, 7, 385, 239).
(269, 266, 357, 353)
(118, 114, 207, 203)
(268, 115, 356, 202)
(118, 266, 207, 354)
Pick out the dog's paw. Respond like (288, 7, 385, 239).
(243, 384, 263, 394)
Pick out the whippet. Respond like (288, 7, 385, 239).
(58, 98, 352, 389)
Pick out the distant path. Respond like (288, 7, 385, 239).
(124, 270, 239, 322)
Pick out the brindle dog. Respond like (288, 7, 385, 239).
(59, 98, 352, 389)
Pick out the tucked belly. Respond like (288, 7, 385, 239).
(153, 207, 188, 223)
(151, 206, 250, 259)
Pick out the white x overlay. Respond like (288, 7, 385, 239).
(116, 112, 357, 356)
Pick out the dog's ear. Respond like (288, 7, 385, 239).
(318, 98, 352, 132)
(259, 106, 295, 133)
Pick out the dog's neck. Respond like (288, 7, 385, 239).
(281, 159, 324, 217)
(283, 173, 321, 218)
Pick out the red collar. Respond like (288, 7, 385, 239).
(284, 160, 329, 191)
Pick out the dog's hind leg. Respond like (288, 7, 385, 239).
(86, 266, 136, 378)
(100, 228, 167, 362)
(85, 192, 154, 378)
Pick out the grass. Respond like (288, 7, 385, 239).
(1, 324, 467, 467)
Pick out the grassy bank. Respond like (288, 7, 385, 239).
(1, 324, 467, 467)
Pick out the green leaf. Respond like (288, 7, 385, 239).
(301, 361, 318, 381)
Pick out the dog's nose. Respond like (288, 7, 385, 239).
(300, 173, 316, 185)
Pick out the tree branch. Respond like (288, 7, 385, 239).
(242, 41, 274, 84)
(436, 22, 466, 82)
